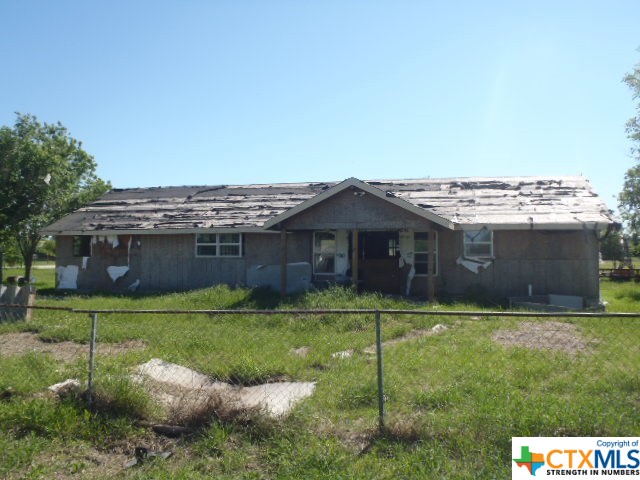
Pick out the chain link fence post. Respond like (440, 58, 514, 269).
(375, 309, 385, 432)
(87, 312, 98, 411)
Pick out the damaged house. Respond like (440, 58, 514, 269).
(42, 176, 616, 305)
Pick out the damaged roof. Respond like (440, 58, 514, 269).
(42, 176, 616, 234)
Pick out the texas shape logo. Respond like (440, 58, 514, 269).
(513, 446, 545, 476)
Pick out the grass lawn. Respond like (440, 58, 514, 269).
(0, 282, 638, 478)
(2, 262, 56, 291)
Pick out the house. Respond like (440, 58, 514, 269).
(42, 176, 616, 304)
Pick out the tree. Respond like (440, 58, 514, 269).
(619, 59, 640, 238)
(37, 238, 57, 260)
(0, 113, 110, 280)
(600, 229, 625, 262)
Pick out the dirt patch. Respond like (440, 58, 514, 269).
(492, 321, 591, 354)
(8, 434, 179, 480)
(0, 332, 145, 363)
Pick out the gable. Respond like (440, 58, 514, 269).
(277, 186, 439, 230)
(263, 177, 454, 230)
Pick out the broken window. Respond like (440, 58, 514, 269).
(313, 231, 336, 275)
(196, 233, 242, 257)
(414, 231, 438, 275)
(72, 236, 91, 257)
(463, 229, 493, 260)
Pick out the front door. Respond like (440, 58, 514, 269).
(356, 231, 402, 294)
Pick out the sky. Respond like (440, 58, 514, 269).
(1, 1, 639, 213)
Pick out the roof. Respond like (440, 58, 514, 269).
(42, 175, 617, 235)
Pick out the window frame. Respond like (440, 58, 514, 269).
(195, 232, 243, 258)
(413, 231, 439, 276)
(313, 230, 337, 275)
(462, 228, 493, 260)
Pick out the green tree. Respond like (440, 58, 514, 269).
(600, 229, 625, 262)
(0, 113, 110, 280)
(619, 59, 640, 238)
(37, 237, 56, 260)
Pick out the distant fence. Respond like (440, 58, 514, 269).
(599, 268, 640, 280)
(2, 304, 640, 435)
(0, 285, 35, 321)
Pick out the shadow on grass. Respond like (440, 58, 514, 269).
(36, 284, 495, 312)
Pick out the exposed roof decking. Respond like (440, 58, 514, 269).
(43, 185, 326, 233)
(42, 176, 616, 235)
(382, 177, 613, 227)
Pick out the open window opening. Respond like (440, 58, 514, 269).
(414, 231, 438, 276)
(72, 236, 91, 257)
(313, 231, 336, 274)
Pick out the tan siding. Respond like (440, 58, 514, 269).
(283, 189, 430, 230)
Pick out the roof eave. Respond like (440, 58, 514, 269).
(41, 226, 276, 236)
(454, 221, 615, 231)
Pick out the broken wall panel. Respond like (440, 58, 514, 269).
(56, 235, 143, 292)
(246, 262, 312, 294)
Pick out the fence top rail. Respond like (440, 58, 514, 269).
(3, 303, 640, 317)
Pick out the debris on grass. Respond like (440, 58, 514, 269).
(0, 386, 14, 401)
(362, 324, 450, 354)
(291, 346, 311, 357)
(48, 379, 81, 398)
(331, 349, 354, 359)
(124, 446, 173, 468)
(133, 359, 315, 426)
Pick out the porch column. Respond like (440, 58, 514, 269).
(351, 229, 359, 290)
(427, 228, 436, 302)
(280, 228, 287, 298)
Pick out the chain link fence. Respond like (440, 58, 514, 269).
(1, 305, 639, 439)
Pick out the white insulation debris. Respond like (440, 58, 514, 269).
(106, 266, 129, 283)
(335, 230, 349, 276)
(135, 359, 316, 418)
(456, 256, 493, 274)
(398, 230, 415, 295)
(106, 235, 119, 248)
(56, 265, 79, 289)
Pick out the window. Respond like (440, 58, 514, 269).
(313, 231, 336, 274)
(72, 236, 91, 257)
(463, 229, 493, 259)
(414, 231, 438, 275)
(196, 233, 242, 257)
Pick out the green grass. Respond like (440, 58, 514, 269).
(0, 283, 639, 478)
(600, 277, 640, 311)
(2, 262, 56, 291)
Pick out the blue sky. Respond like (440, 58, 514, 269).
(1, 1, 639, 212)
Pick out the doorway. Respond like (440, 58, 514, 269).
(354, 231, 402, 294)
